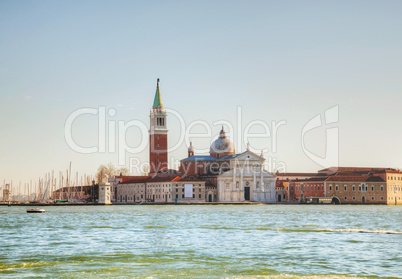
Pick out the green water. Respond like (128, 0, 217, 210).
(0, 205, 401, 278)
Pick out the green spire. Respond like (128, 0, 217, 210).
(153, 78, 163, 107)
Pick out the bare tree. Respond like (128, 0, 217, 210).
(116, 167, 129, 176)
(96, 163, 119, 183)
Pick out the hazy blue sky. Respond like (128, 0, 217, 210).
(1, 0, 401, 185)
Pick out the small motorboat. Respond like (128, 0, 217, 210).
(27, 208, 46, 213)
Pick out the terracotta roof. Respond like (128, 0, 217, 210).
(121, 176, 153, 184)
(325, 175, 385, 182)
(385, 169, 402, 174)
(319, 167, 397, 174)
(115, 176, 147, 180)
(121, 176, 205, 184)
(275, 172, 318, 177)
(296, 177, 328, 183)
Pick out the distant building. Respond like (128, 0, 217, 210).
(98, 175, 111, 205)
(2, 184, 11, 201)
(383, 169, 402, 205)
(291, 177, 327, 203)
(319, 167, 402, 205)
(275, 172, 321, 202)
(115, 176, 210, 203)
(51, 186, 92, 201)
(325, 175, 386, 204)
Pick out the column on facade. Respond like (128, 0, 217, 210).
(253, 169, 257, 191)
(240, 165, 244, 201)
(233, 164, 236, 186)
(260, 165, 264, 190)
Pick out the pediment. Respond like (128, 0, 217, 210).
(233, 150, 264, 162)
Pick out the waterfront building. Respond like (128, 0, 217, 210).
(384, 169, 402, 205)
(319, 167, 402, 205)
(275, 180, 287, 202)
(2, 184, 11, 202)
(275, 172, 319, 202)
(325, 175, 386, 204)
(115, 176, 209, 203)
(98, 175, 112, 205)
(291, 177, 326, 203)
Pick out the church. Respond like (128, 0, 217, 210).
(180, 128, 276, 203)
(149, 78, 276, 203)
(113, 79, 276, 203)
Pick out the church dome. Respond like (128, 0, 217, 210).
(210, 127, 235, 156)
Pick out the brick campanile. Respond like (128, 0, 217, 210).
(149, 78, 168, 174)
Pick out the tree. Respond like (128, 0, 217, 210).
(95, 163, 123, 183)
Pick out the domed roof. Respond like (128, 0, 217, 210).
(210, 127, 235, 154)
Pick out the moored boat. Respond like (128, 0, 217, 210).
(27, 208, 46, 213)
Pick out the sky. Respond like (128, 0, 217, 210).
(0, 0, 402, 186)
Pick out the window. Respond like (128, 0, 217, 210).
(199, 194, 201, 198)
(371, 196, 375, 200)
(329, 185, 332, 191)
(365, 186, 368, 191)
(236, 181, 239, 188)
(352, 185, 355, 191)
(371, 185, 374, 191)
(352, 196, 356, 200)
(344, 185, 347, 191)
(344, 197, 347, 200)
(182, 194, 184, 198)
(359, 186, 361, 191)
(381, 196, 384, 200)
(335, 185, 338, 191)
(176, 194, 178, 199)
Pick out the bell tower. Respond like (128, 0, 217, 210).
(149, 78, 168, 174)
(188, 142, 194, 157)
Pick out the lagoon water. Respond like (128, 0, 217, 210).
(0, 205, 401, 278)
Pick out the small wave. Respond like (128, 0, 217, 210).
(276, 228, 402, 234)
(329, 228, 402, 234)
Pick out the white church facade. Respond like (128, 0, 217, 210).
(216, 151, 276, 203)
